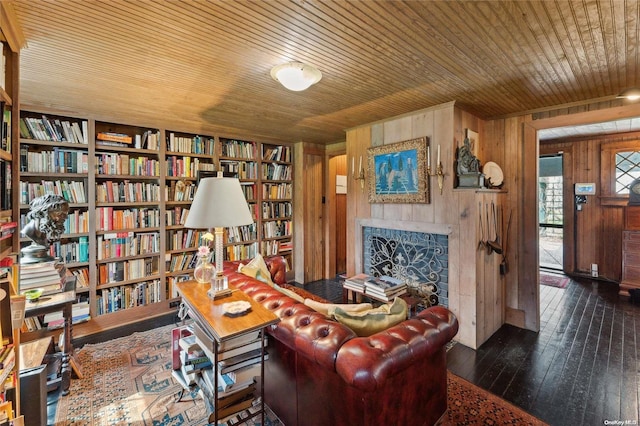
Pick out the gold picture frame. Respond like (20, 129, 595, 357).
(367, 137, 429, 204)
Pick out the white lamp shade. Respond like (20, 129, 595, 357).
(184, 177, 254, 229)
(271, 61, 322, 91)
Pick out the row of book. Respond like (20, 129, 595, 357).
(19, 115, 88, 144)
(261, 201, 292, 220)
(96, 207, 161, 231)
(95, 153, 161, 176)
(19, 180, 87, 205)
(226, 224, 257, 244)
(166, 133, 215, 155)
(168, 252, 198, 272)
(20, 210, 89, 236)
(96, 232, 160, 260)
(262, 182, 292, 200)
(262, 145, 291, 163)
(98, 257, 159, 285)
(261, 163, 292, 181)
(166, 229, 206, 251)
(165, 180, 196, 202)
(96, 279, 162, 315)
(166, 156, 215, 178)
(95, 181, 161, 203)
(262, 220, 292, 239)
(21, 148, 89, 174)
(165, 206, 190, 227)
(49, 236, 89, 263)
(225, 243, 259, 262)
(96, 130, 160, 151)
(261, 240, 292, 256)
(344, 273, 408, 301)
(219, 160, 259, 180)
(220, 139, 257, 159)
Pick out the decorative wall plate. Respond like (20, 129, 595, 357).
(483, 161, 504, 187)
(222, 300, 251, 316)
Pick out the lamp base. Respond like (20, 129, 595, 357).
(207, 274, 232, 300)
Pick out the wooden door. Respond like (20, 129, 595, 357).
(304, 152, 324, 282)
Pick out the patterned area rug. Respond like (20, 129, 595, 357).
(53, 324, 546, 425)
(53, 323, 282, 426)
(540, 272, 570, 289)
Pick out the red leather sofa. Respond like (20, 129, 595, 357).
(225, 256, 459, 426)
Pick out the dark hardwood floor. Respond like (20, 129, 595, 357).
(447, 275, 640, 426)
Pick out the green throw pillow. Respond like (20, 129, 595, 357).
(332, 297, 408, 337)
(304, 298, 373, 317)
(238, 253, 275, 286)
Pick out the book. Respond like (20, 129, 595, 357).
(218, 349, 267, 374)
(364, 275, 406, 295)
(96, 132, 132, 144)
(178, 334, 201, 354)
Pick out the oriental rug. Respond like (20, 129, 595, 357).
(53, 324, 547, 425)
(540, 271, 570, 289)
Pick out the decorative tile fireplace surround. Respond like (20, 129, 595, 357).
(355, 218, 452, 308)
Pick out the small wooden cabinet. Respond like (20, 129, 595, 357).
(620, 206, 640, 296)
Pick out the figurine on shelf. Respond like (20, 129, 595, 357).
(20, 194, 69, 264)
(455, 137, 484, 188)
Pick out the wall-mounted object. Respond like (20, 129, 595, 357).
(367, 137, 429, 204)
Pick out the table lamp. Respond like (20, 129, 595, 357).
(184, 176, 254, 299)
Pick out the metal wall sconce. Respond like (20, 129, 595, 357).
(427, 145, 445, 194)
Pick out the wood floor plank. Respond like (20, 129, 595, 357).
(447, 276, 640, 426)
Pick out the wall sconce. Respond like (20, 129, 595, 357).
(427, 145, 445, 194)
(352, 155, 365, 190)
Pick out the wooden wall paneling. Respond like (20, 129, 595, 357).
(456, 189, 477, 347)
(346, 126, 371, 276)
(520, 120, 540, 332)
(325, 153, 337, 278)
(381, 116, 413, 222)
(561, 147, 576, 275)
(293, 142, 305, 282)
(602, 206, 623, 281)
(324, 141, 347, 278)
(412, 109, 436, 223)
(369, 123, 384, 221)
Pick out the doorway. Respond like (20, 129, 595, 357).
(539, 154, 564, 271)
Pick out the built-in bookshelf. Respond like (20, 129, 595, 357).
(18, 112, 91, 307)
(16, 112, 294, 339)
(165, 131, 216, 298)
(219, 138, 260, 262)
(260, 143, 293, 267)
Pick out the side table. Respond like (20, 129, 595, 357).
(175, 281, 279, 425)
(342, 285, 420, 318)
(24, 290, 80, 395)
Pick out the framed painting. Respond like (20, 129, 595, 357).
(367, 137, 429, 203)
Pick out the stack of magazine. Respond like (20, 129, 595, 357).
(343, 273, 371, 293)
(364, 275, 407, 301)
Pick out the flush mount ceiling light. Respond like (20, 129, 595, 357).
(617, 87, 640, 101)
(270, 61, 322, 91)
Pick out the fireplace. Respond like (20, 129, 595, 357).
(356, 218, 451, 308)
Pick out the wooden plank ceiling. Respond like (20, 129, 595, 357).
(10, 0, 640, 145)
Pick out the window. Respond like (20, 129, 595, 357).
(600, 140, 640, 205)
(615, 151, 640, 194)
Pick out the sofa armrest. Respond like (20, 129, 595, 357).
(335, 306, 458, 391)
(226, 255, 288, 285)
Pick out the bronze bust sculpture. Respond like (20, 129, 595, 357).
(20, 194, 69, 264)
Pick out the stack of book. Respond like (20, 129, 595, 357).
(364, 275, 407, 301)
(19, 261, 63, 295)
(171, 325, 266, 419)
(343, 273, 371, 293)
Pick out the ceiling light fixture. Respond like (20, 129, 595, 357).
(271, 61, 322, 91)
(617, 87, 640, 101)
